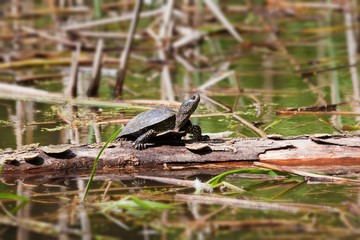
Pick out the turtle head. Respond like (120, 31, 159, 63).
(175, 93, 200, 130)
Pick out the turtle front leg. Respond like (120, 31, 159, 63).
(134, 129, 158, 150)
(183, 121, 209, 141)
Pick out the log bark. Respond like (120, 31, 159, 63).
(2, 134, 360, 176)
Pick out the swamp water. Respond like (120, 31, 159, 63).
(1, 1, 360, 239)
(1, 61, 360, 239)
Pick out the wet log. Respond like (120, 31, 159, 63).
(2, 134, 360, 178)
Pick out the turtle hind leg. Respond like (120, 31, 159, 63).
(184, 122, 209, 141)
(134, 129, 158, 150)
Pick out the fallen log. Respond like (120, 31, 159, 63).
(2, 134, 360, 178)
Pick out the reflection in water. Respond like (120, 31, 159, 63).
(16, 180, 31, 240)
(1, 176, 360, 239)
(12, 101, 36, 150)
(77, 180, 91, 240)
(58, 186, 69, 240)
(14, 101, 24, 149)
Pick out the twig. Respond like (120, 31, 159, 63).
(203, 0, 243, 42)
(15, 73, 65, 83)
(115, 0, 143, 98)
(0, 57, 93, 69)
(20, 26, 76, 47)
(232, 114, 267, 138)
(95, 119, 130, 126)
(87, 39, 103, 97)
(343, 3, 360, 102)
(66, 43, 81, 97)
(76, 30, 143, 40)
(276, 110, 360, 116)
(136, 175, 212, 192)
(200, 94, 232, 112)
(102, 212, 130, 231)
(0, 83, 147, 109)
(197, 71, 235, 91)
(101, 181, 113, 201)
(289, 2, 343, 10)
(163, 218, 312, 230)
(172, 27, 204, 49)
(93, 124, 102, 143)
(56, 107, 72, 125)
(0, 83, 60, 97)
(344, 201, 360, 216)
(157, 0, 175, 101)
(174, 54, 197, 72)
(63, 8, 163, 31)
(254, 162, 360, 184)
(176, 194, 300, 213)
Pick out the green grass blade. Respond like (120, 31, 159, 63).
(93, 0, 102, 19)
(0, 193, 30, 202)
(11, 200, 29, 214)
(0, 193, 30, 213)
(206, 168, 283, 187)
(130, 196, 173, 210)
(82, 127, 122, 202)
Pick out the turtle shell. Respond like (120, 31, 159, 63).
(117, 107, 176, 139)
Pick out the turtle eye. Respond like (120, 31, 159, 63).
(190, 94, 197, 101)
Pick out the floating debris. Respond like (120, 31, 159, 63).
(1, 152, 40, 164)
(41, 144, 72, 155)
(185, 142, 211, 152)
(1, 155, 17, 164)
(21, 152, 40, 162)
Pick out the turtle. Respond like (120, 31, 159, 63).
(116, 93, 208, 150)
